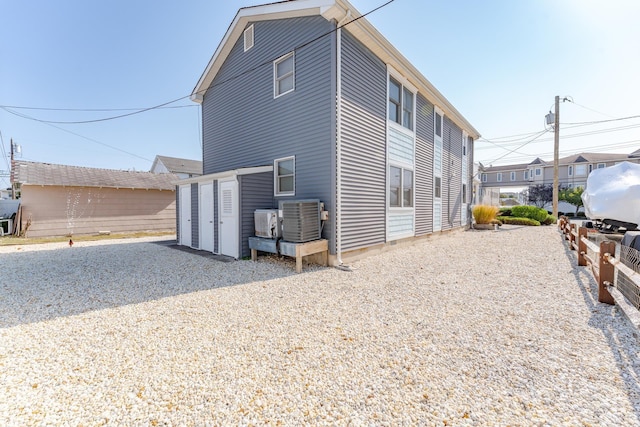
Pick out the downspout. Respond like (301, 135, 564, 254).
(335, 10, 351, 266)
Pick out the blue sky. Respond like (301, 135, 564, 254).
(2, 0, 640, 189)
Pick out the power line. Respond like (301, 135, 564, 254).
(0, 104, 197, 112)
(560, 114, 640, 126)
(481, 129, 551, 166)
(2, 0, 396, 126)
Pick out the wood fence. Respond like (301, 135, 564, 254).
(558, 217, 640, 325)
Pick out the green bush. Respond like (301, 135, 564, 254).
(511, 205, 548, 223)
(542, 214, 557, 225)
(497, 216, 541, 226)
(499, 207, 512, 217)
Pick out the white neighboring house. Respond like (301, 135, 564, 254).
(151, 155, 203, 180)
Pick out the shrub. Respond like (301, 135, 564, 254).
(497, 216, 541, 226)
(511, 205, 548, 223)
(499, 207, 512, 217)
(472, 205, 499, 224)
(542, 214, 557, 225)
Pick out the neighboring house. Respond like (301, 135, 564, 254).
(151, 155, 203, 179)
(176, 0, 480, 263)
(12, 160, 178, 238)
(480, 150, 640, 190)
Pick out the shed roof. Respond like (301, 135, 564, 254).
(191, 0, 481, 139)
(151, 155, 202, 175)
(13, 161, 178, 190)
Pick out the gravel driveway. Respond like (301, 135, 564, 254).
(1, 226, 640, 426)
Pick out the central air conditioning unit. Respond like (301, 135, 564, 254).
(254, 209, 280, 239)
(280, 199, 321, 243)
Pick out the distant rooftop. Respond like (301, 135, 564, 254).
(151, 155, 202, 176)
(482, 149, 640, 171)
(13, 160, 178, 190)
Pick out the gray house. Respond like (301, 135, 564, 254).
(177, 0, 480, 264)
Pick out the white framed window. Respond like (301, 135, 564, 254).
(481, 173, 487, 183)
(388, 76, 415, 130)
(568, 165, 573, 176)
(510, 171, 516, 181)
(274, 52, 295, 98)
(575, 164, 587, 176)
(244, 24, 254, 52)
(597, 163, 606, 169)
(389, 166, 413, 208)
(535, 168, 541, 176)
(435, 176, 442, 198)
(497, 172, 503, 182)
(435, 111, 443, 139)
(462, 184, 467, 203)
(274, 156, 295, 196)
(524, 170, 529, 180)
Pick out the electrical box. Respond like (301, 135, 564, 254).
(254, 209, 280, 239)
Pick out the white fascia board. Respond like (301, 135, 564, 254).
(191, 0, 339, 103)
(336, 0, 481, 140)
(172, 165, 273, 186)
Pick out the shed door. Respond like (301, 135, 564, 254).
(179, 185, 192, 247)
(219, 180, 239, 258)
(200, 182, 214, 252)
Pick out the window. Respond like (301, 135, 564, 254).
(588, 164, 593, 173)
(244, 24, 254, 51)
(435, 176, 442, 198)
(575, 164, 587, 176)
(462, 184, 467, 204)
(597, 163, 606, 169)
(462, 139, 467, 156)
(497, 172, 503, 182)
(481, 173, 487, 183)
(274, 52, 294, 98)
(274, 156, 295, 195)
(435, 112, 443, 138)
(535, 168, 541, 176)
(389, 166, 413, 207)
(510, 171, 516, 181)
(388, 77, 414, 130)
(568, 165, 573, 176)
(524, 170, 529, 180)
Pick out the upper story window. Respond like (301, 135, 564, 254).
(388, 77, 414, 130)
(510, 171, 516, 181)
(244, 24, 254, 51)
(274, 52, 295, 98)
(497, 172, 503, 182)
(481, 173, 487, 183)
(274, 156, 295, 196)
(524, 170, 529, 180)
(535, 168, 542, 176)
(568, 165, 573, 176)
(575, 164, 587, 176)
(597, 163, 606, 169)
(435, 112, 443, 138)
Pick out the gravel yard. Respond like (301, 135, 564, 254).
(1, 226, 640, 426)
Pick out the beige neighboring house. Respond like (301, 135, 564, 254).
(150, 155, 202, 179)
(12, 160, 178, 238)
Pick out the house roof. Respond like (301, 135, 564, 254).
(191, 0, 481, 140)
(151, 155, 202, 175)
(556, 152, 633, 165)
(481, 162, 530, 172)
(13, 161, 178, 191)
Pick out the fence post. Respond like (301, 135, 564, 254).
(578, 227, 587, 266)
(569, 223, 576, 250)
(598, 241, 616, 305)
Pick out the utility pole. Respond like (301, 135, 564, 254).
(552, 95, 560, 218)
(10, 138, 15, 200)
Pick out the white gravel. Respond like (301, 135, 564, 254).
(1, 226, 640, 426)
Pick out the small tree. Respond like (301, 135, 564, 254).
(526, 184, 553, 208)
(559, 186, 584, 216)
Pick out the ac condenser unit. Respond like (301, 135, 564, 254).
(280, 199, 321, 243)
(254, 209, 280, 239)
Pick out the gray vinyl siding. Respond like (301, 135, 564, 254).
(442, 118, 462, 231)
(201, 16, 336, 253)
(191, 183, 199, 248)
(239, 172, 275, 258)
(339, 29, 387, 252)
(415, 94, 434, 235)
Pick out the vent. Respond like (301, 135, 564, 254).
(254, 209, 280, 239)
(244, 24, 254, 51)
(280, 199, 321, 243)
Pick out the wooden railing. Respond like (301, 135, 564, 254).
(558, 217, 640, 309)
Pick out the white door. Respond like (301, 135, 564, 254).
(200, 182, 214, 252)
(219, 180, 239, 258)
(179, 185, 192, 247)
